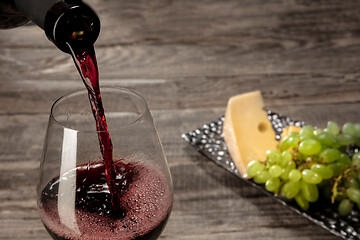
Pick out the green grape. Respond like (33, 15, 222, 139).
(346, 187, 360, 204)
(301, 180, 319, 202)
(328, 162, 346, 177)
(295, 192, 309, 210)
(352, 152, 360, 168)
(247, 160, 265, 178)
(288, 132, 300, 137)
(279, 136, 291, 152)
(265, 177, 281, 193)
(344, 178, 360, 189)
(267, 150, 281, 165)
(338, 153, 352, 166)
(288, 136, 300, 148)
(280, 151, 292, 167)
(325, 121, 340, 136)
(313, 128, 323, 136)
(254, 170, 271, 184)
(316, 132, 334, 146)
(298, 139, 322, 155)
(335, 133, 355, 146)
(343, 123, 356, 137)
(281, 161, 296, 180)
(281, 181, 301, 199)
(302, 169, 323, 184)
(289, 169, 302, 182)
(349, 170, 359, 180)
(355, 123, 360, 138)
(338, 199, 354, 216)
(335, 194, 346, 202)
(269, 165, 283, 178)
(319, 148, 341, 163)
(310, 164, 333, 180)
(300, 135, 315, 142)
(300, 125, 314, 137)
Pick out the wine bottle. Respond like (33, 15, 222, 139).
(0, 0, 100, 53)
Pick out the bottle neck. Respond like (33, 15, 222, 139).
(15, 0, 100, 53)
(44, 1, 100, 53)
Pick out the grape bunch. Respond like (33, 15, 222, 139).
(247, 121, 360, 216)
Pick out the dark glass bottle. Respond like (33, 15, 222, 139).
(0, 0, 100, 53)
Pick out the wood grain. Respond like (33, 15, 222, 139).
(1, 0, 360, 239)
(1, 74, 359, 115)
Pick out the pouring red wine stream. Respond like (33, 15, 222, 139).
(67, 43, 122, 215)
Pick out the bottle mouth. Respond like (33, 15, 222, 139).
(44, 1, 100, 53)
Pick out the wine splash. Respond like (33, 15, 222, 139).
(67, 43, 122, 216)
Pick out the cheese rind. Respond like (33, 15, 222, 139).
(223, 91, 277, 178)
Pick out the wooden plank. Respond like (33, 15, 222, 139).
(2, 42, 360, 80)
(1, 0, 360, 48)
(1, 1, 360, 83)
(0, 73, 359, 114)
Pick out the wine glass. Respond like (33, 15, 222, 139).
(37, 87, 174, 240)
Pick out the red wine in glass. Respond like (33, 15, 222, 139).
(40, 160, 173, 240)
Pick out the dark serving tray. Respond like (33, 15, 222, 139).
(182, 110, 360, 240)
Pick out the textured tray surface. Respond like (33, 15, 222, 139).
(182, 111, 360, 240)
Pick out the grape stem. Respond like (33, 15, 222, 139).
(331, 167, 360, 203)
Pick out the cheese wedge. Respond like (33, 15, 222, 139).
(223, 91, 277, 178)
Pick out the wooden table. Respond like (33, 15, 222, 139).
(1, 0, 360, 239)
